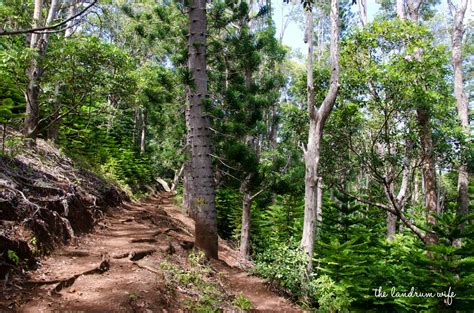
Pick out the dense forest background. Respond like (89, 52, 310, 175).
(0, 0, 473, 311)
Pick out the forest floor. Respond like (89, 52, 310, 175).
(1, 193, 301, 312)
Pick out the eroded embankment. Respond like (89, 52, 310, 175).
(0, 135, 123, 281)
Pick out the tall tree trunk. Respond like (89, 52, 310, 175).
(416, 107, 438, 244)
(401, 0, 438, 243)
(183, 160, 193, 215)
(24, 0, 44, 139)
(140, 108, 147, 154)
(133, 107, 140, 146)
(240, 176, 252, 259)
(269, 103, 278, 148)
(412, 165, 420, 206)
(386, 211, 397, 240)
(406, 0, 421, 21)
(449, 0, 469, 218)
(64, 0, 78, 37)
(301, 0, 339, 273)
(315, 176, 322, 238)
(187, 0, 218, 259)
(183, 92, 194, 216)
(357, 0, 367, 26)
(301, 6, 317, 273)
(396, 0, 405, 19)
(24, 0, 60, 139)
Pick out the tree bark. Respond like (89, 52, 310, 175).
(240, 177, 252, 259)
(301, 5, 317, 273)
(24, 0, 44, 139)
(301, 0, 339, 273)
(412, 167, 420, 206)
(416, 107, 438, 244)
(64, 0, 78, 38)
(187, 0, 218, 259)
(449, 0, 469, 218)
(357, 0, 367, 26)
(140, 108, 147, 154)
(406, 0, 421, 21)
(24, 0, 60, 139)
(183, 160, 193, 215)
(396, 0, 405, 20)
(183, 90, 194, 216)
(315, 176, 322, 238)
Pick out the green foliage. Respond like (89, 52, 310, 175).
(253, 191, 474, 311)
(7, 250, 20, 266)
(232, 293, 253, 311)
(160, 251, 232, 312)
(0, 1, 471, 312)
(252, 195, 304, 252)
(309, 275, 353, 313)
(254, 242, 307, 299)
(215, 188, 242, 240)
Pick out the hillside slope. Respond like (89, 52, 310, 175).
(2, 194, 301, 312)
(0, 133, 123, 280)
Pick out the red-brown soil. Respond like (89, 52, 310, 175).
(1, 194, 302, 312)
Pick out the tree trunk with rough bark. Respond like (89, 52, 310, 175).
(183, 92, 194, 216)
(416, 107, 438, 244)
(449, 0, 469, 218)
(24, 0, 44, 139)
(301, 0, 339, 273)
(240, 178, 252, 259)
(187, 0, 218, 259)
(25, 0, 60, 140)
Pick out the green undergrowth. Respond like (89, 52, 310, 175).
(159, 251, 253, 312)
(252, 198, 474, 312)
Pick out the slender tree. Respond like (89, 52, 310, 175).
(396, 0, 438, 244)
(301, 0, 339, 273)
(448, 0, 469, 218)
(187, 0, 218, 259)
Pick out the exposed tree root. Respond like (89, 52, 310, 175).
(112, 249, 156, 261)
(179, 240, 194, 251)
(130, 238, 157, 243)
(56, 250, 91, 257)
(131, 261, 162, 276)
(26, 254, 110, 294)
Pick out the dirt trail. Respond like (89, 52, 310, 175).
(2, 194, 301, 312)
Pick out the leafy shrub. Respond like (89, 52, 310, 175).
(7, 249, 20, 265)
(308, 274, 353, 313)
(232, 293, 253, 311)
(160, 251, 230, 311)
(254, 241, 307, 298)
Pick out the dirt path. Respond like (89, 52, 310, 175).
(2, 194, 301, 312)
